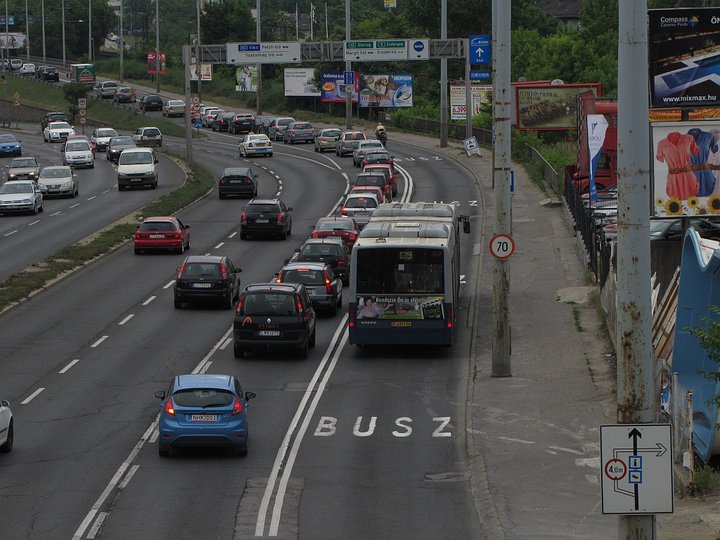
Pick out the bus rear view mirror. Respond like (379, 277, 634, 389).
(463, 221, 470, 234)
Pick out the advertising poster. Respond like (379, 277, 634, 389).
(515, 83, 602, 130)
(235, 66, 257, 92)
(652, 120, 720, 217)
(450, 84, 492, 120)
(356, 295, 445, 321)
(321, 72, 358, 103)
(284, 68, 320, 97)
(0, 33, 26, 49)
(147, 51, 166, 75)
(357, 74, 413, 108)
(649, 8, 720, 109)
(190, 63, 212, 82)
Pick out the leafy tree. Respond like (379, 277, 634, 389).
(688, 306, 720, 406)
(201, 0, 255, 44)
(63, 82, 88, 120)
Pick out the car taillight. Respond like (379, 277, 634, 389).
(296, 295, 303, 313)
(311, 231, 319, 239)
(241, 212, 247, 223)
(277, 213, 285, 223)
(446, 307, 453, 329)
(220, 178, 226, 185)
(268, 141, 273, 147)
(178, 260, 187, 278)
(348, 233, 357, 242)
(341, 207, 347, 215)
(236, 295, 244, 314)
(324, 273, 333, 294)
(337, 259, 346, 266)
(348, 306, 356, 327)
(220, 263, 228, 279)
(164, 398, 175, 416)
(231, 397, 244, 415)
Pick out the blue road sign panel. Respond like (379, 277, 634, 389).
(470, 70, 491, 82)
(194, 120, 202, 129)
(0, 15, 16, 26)
(469, 34, 490, 65)
(344, 71, 354, 85)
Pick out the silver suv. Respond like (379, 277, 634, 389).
(267, 117, 295, 141)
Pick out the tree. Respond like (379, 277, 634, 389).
(201, 0, 255, 44)
(688, 306, 720, 406)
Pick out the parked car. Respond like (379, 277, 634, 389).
(43, 121, 75, 143)
(353, 139, 385, 167)
(154, 374, 255, 457)
(113, 86, 135, 103)
(310, 216, 361, 248)
(0, 399, 12, 453)
(232, 282, 316, 359)
(62, 138, 95, 168)
(314, 128, 342, 152)
(238, 134, 273, 158)
(274, 262, 343, 315)
(19, 63, 36, 76)
(134, 216, 190, 254)
(650, 217, 720, 241)
(106, 136, 136, 163)
(38, 165, 78, 198)
(292, 237, 351, 284)
(229, 113, 255, 134)
(218, 167, 258, 199)
(336, 131, 367, 156)
(267, 117, 295, 141)
(0, 180, 43, 215)
(90, 128, 119, 151)
(341, 192, 380, 229)
(174, 255, 242, 309)
(138, 94, 164, 111)
(362, 163, 398, 196)
(41, 111, 68, 131)
(117, 147, 159, 191)
(211, 112, 235, 132)
(283, 121, 316, 144)
(132, 126, 162, 147)
(0, 134, 22, 157)
(240, 198, 293, 240)
(95, 80, 119, 99)
(7, 156, 40, 181)
(162, 99, 186, 117)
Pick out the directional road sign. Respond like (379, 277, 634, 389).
(600, 424, 673, 514)
(470, 70, 491, 82)
(463, 135, 480, 157)
(226, 42, 301, 64)
(469, 34, 490, 65)
(344, 71, 354, 86)
(408, 39, 429, 60)
(344, 40, 408, 61)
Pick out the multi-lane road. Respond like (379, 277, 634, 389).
(0, 114, 486, 539)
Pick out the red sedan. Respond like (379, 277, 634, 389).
(134, 216, 190, 255)
(362, 163, 398, 196)
(310, 216, 360, 247)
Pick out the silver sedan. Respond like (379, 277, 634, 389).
(0, 180, 44, 215)
(38, 165, 79, 198)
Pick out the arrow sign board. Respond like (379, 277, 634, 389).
(469, 34, 490, 65)
(344, 40, 407, 61)
(600, 424, 673, 514)
(226, 42, 301, 64)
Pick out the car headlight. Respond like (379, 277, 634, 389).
(9, 173, 17, 178)
(21, 198, 32, 203)
(29, 171, 37, 177)
(117, 173, 129, 179)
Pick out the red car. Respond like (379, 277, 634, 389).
(134, 216, 191, 255)
(310, 216, 360, 247)
(362, 163, 398, 196)
(350, 184, 390, 204)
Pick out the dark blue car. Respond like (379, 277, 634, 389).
(0, 134, 22, 157)
(154, 374, 256, 457)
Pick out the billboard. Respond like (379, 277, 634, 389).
(515, 83, 602, 130)
(652, 121, 720, 217)
(450, 84, 492, 120)
(321, 72, 358, 103)
(356, 295, 445, 320)
(649, 8, 720, 109)
(190, 63, 212, 82)
(147, 51, 166, 74)
(235, 66, 257, 92)
(357, 74, 413, 108)
(0, 33, 26, 49)
(284, 68, 320, 97)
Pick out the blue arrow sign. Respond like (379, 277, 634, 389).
(344, 71, 354, 85)
(194, 120, 202, 129)
(470, 70, 491, 81)
(469, 34, 490, 65)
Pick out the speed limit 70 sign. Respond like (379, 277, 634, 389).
(489, 233, 515, 260)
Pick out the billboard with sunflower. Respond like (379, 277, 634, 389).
(653, 121, 720, 217)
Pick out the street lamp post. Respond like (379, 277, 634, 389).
(119, 0, 123, 81)
(88, 0, 92, 62)
(24, 0, 29, 60)
(155, 0, 159, 92)
(195, 0, 201, 100)
(41, 0, 46, 62)
(61, 0, 66, 66)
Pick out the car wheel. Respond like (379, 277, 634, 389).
(234, 343, 245, 359)
(240, 232, 247, 240)
(298, 338, 309, 359)
(158, 443, 171, 457)
(174, 297, 182, 309)
(32, 202, 38, 215)
(286, 226, 292, 237)
(39, 202, 44, 213)
(73, 187, 79, 197)
(134, 248, 141, 255)
(268, 153, 273, 157)
(178, 242, 185, 255)
(0, 421, 13, 453)
(309, 326, 316, 348)
(224, 293, 234, 310)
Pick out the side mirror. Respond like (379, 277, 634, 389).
(293, 247, 300, 253)
(236, 268, 242, 273)
(154, 391, 166, 400)
(0, 400, 9, 407)
(287, 207, 293, 212)
(245, 391, 256, 401)
(183, 224, 190, 229)
(154, 158, 159, 163)
(273, 272, 279, 277)
(136, 224, 141, 229)
(463, 221, 471, 234)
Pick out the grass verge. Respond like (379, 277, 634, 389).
(695, 465, 720, 495)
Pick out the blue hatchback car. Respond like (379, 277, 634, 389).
(0, 134, 22, 157)
(154, 374, 256, 457)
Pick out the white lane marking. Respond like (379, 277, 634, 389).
(548, 445, 584, 455)
(395, 164, 413, 204)
(204, 252, 211, 256)
(21, 387, 45, 405)
(163, 280, 174, 289)
(29, 220, 40, 226)
(142, 296, 156, 306)
(3, 230, 18, 237)
(497, 436, 536, 445)
(220, 337, 232, 350)
(274, 174, 280, 179)
(268, 170, 274, 174)
(256, 315, 348, 536)
(118, 314, 134, 325)
(59, 359, 80, 374)
(149, 429, 159, 444)
(91, 336, 109, 348)
(70, 203, 80, 209)
(545, 449, 558, 455)
(50, 211, 62, 216)
(214, 242, 224, 249)
(228, 232, 237, 239)
(102, 190, 110, 194)
(200, 361, 212, 374)
(118, 465, 140, 490)
(466, 428, 487, 435)
(194, 326, 234, 375)
(86, 512, 108, 539)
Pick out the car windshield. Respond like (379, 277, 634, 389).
(247, 204, 280, 214)
(182, 263, 222, 278)
(117, 87, 131, 93)
(316, 220, 351, 231)
(139, 221, 175, 231)
(50, 122, 71, 130)
(322, 130, 342, 137)
(0, 183, 32, 194)
(66, 141, 89, 151)
(346, 197, 377, 209)
(0, 135, 18, 143)
(12, 158, 36, 167)
(242, 292, 297, 316)
(281, 269, 325, 285)
(248, 136, 267, 142)
(40, 168, 71, 178)
(300, 244, 342, 257)
(119, 152, 152, 165)
(97, 129, 118, 138)
(110, 136, 134, 146)
(172, 388, 234, 408)
(278, 119, 294, 126)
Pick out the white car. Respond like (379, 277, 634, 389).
(43, 121, 75, 143)
(90, 128, 119, 151)
(63, 139, 95, 168)
(19, 62, 35, 76)
(0, 180, 44, 215)
(202, 108, 224, 127)
(239, 134, 273, 158)
(162, 99, 186, 117)
(0, 400, 12, 453)
(341, 192, 379, 229)
(38, 166, 79, 198)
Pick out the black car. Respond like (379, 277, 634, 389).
(139, 94, 164, 112)
(233, 282, 316, 358)
(229, 113, 256, 134)
(211, 112, 235, 132)
(40, 67, 59, 82)
(218, 167, 258, 199)
(40, 112, 67, 131)
(106, 136, 137, 163)
(274, 261, 343, 316)
(174, 255, 242, 309)
(240, 198, 293, 240)
(650, 217, 720, 241)
(292, 237, 351, 284)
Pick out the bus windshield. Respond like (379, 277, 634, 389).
(356, 247, 444, 294)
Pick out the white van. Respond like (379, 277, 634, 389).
(117, 147, 159, 191)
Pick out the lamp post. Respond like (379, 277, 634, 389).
(41, 0, 46, 62)
(155, 0, 159, 92)
(61, 0, 66, 66)
(119, 0, 123, 81)
(195, 0, 200, 100)
(24, 0, 29, 60)
(88, 0, 92, 63)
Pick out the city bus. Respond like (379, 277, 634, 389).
(348, 219, 466, 346)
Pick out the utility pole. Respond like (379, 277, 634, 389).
(24, 0, 29, 60)
(155, 0, 160, 92)
(256, 0, 261, 116)
(616, 1, 655, 537)
(491, 0, 511, 377)
(183, 44, 192, 164)
(41, 0, 46, 62)
(119, 0, 124, 81)
(464, 38, 472, 139)
(325, 3, 328, 40)
(439, 0, 448, 147)
(344, 0, 351, 129)
(88, 0, 91, 62)
(195, 0, 201, 100)
(61, 0, 66, 66)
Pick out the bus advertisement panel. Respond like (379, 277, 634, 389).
(356, 295, 445, 320)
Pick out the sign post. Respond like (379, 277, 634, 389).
(78, 98, 87, 133)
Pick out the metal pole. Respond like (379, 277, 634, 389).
(491, 0, 497, 189)
(183, 44, 192, 164)
(155, 0, 159, 92)
(345, 0, 351, 129)
(119, 0, 123, 81)
(325, 2, 328, 40)
(256, 0, 261, 116)
(491, 0, 511, 377)
(439, 0, 447, 147)
(61, 0, 66, 66)
(195, 0, 201, 100)
(24, 0, 29, 60)
(41, 0, 46, 62)
(5, 0, 9, 71)
(464, 38, 472, 139)
(616, 0, 654, 536)
(88, 0, 91, 62)
(310, 3, 313, 41)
